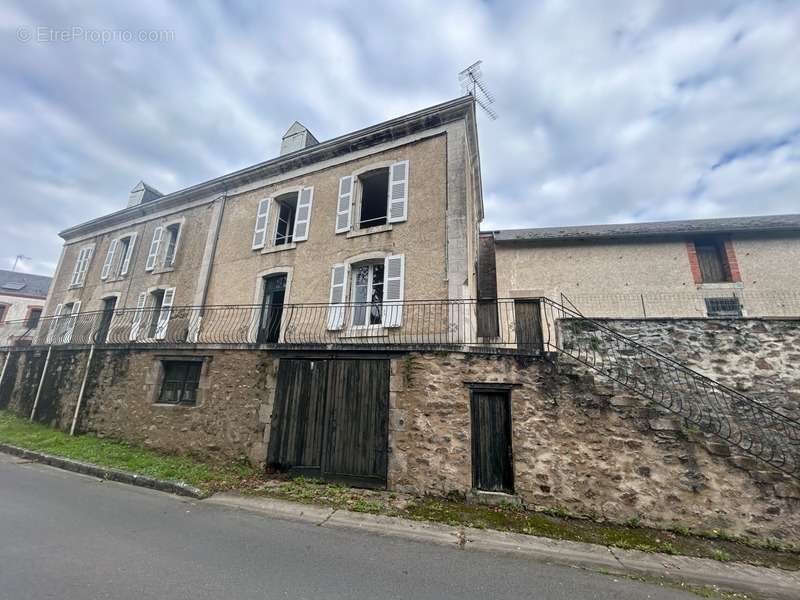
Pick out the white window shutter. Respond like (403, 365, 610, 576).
(387, 160, 409, 223)
(155, 287, 175, 340)
(46, 303, 63, 343)
(327, 263, 348, 330)
(65, 301, 81, 343)
(120, 233, 136, 275)
(292, 187, 313, 242)
(336, 176, 352, 233)
(382, 254, 405, 327)
(252, 198, 271, 249)
(130, 292, 147, 341)
(100, 239, 118, 280)
(146, 227, 163, 271)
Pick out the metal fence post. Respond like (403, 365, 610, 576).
(0, 350, 11, 393)
(70, 344, 95, 436)
(30, 345, 53, 421)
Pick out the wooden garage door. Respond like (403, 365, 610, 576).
(267, 358, 389, 488)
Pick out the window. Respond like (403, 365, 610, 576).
(273, 193, 297, 245)
(694, 239, 731, 283)
(145, 226, 163, 271)
(70, 245, 94, 287)
(118, 234, 136, 276)
(146, 287, 175, 339)
(705, 297, 742, 317)
(49, 301, 80, 344)
(358, 168, 390, 228)
(252, 188, 313, 250)
(351, 262, 384, 327)
(158, 360, 202, 405)
(26, 308, 42, 328)
(164, 224, 181, 267)
(335, 161, 408, 234)
(0, 304, 7, 323)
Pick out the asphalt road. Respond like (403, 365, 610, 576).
(0, 453, 697, 600)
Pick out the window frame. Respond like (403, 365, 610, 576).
(163, 223, 182, 268)
(349, 261, 386, 329)
(252, 186, 313, 252)
(156, 359, 203, 406)
(70, 243, 95, 288)
(694, 238, 731, 284)
(25, 307, 43, 329)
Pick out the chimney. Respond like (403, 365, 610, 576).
(127, 180, 163, 208)
(280, 121, 319, 156)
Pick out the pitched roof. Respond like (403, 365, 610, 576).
(492, 214, 800, 243)
(0, 269, 52, 298)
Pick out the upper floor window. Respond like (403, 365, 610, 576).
(0, 304, 7, 323)
(694, 238, 732, 283)
(100, 233, 137, 281)
(26, 307, 42, 328)
(146, 223, 182, 272)
(336, 160, 408, 234)
(252, 187, 313, 250)
(70, 244, 95, 287)
(130, 287, 175, 341)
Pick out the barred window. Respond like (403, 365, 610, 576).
(158, 360, 202, 405)
(705, 297, 742, 317)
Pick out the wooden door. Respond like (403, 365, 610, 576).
(267, 358, 389, 488)
(322, 359, 389, 488)
(267, 359, 328, 476)
(470, 389, 514, 493)
(514, 299, 543, 353)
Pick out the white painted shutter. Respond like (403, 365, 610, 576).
(327, 263, 348, 330)
(46, 303, 63, 343)
(129, 292, 147, 341)
(382, 254, 405, 327)
(70, 251, 82, 286)
(335, 176, 352, 233)
(252, 198, 271, 249)
(65, 301, 81, 343)
(155, 288, 175, 340)
(292, 187, 313, 242)
(387, 160, 409, 223)
(120, 233, 136, 275)
(100, 239, 118, 280)
(146, 226, 163, 271)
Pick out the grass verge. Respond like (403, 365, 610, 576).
(0, 410, 255, 494)
(244, 476, 800, 572)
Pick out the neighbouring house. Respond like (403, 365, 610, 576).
(1, 97, 798, 542)
(485, 214, 800, 318)
(0, 270, 51, 346)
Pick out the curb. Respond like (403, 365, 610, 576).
(0, 443, 205, 499)
(207, 493, 800, 600)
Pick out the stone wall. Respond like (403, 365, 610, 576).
(389, 352, 800, 542)
(561, 318, 799, 420)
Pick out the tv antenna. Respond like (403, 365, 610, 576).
(459, 60, 497, 120)
(12, 254, 31, 272)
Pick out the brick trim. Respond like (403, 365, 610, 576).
(685, 241, 703, 284)
(723, 239, 742, 283)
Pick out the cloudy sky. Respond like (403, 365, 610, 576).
(1, 1, 798, 275)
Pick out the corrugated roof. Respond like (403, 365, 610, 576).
(492, 214, 800, 243)
(0, 269, 52, 298)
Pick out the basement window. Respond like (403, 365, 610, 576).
(358, 168, 389, 228)
(274, 192, 297, 245)
(158, 360, 202, 406)
(705, 297, 742, 318)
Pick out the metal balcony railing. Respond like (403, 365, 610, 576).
(0, 299, 545, 355)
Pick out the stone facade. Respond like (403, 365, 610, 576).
(388, 352, 800, 542)
(493, 232, 800, 317)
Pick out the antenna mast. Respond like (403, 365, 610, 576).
(12, 254, 31, 272)
(459, 60, 498, 120)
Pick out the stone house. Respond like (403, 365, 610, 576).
(42, 96, 482, 344)
(0, 270, 51, 346)
(484, 214, 800, 318)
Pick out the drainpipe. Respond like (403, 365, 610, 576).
(189, 192, 228, 341)
(198, 192, 228, 309)
(0, 350, 11, 393)
(30, 345, 53, 421)
(69, 344, 94, 436)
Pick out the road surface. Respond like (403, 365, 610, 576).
(0, 453, 697, 599)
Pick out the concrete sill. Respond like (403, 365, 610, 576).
(467, 489, 522, 507)
(262, 242, 297, 255)
(696, 282, 743, 290)
(346, 224, 393, 239)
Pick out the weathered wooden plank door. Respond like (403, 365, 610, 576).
(323, 359, 389, 488)
(268, 357, 389, 488)
(267, 359, 328, 476)
(514, 299, 543, 353)
(470, 389, 514, 493)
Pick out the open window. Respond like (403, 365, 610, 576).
(164, 224, 181, 267)
(336, 161, 408, 234)
(252, 188, 313, 250)
(70, 245, 94, 287)
(357, 168, 390, 229)
(118, 233, 136, 276)
(273, 193, 297, 246)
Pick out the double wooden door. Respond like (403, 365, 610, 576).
(267, 358, 389, 488)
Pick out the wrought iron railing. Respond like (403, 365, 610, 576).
(538, 297, 800, 480)
(0, 299, 544, 354)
